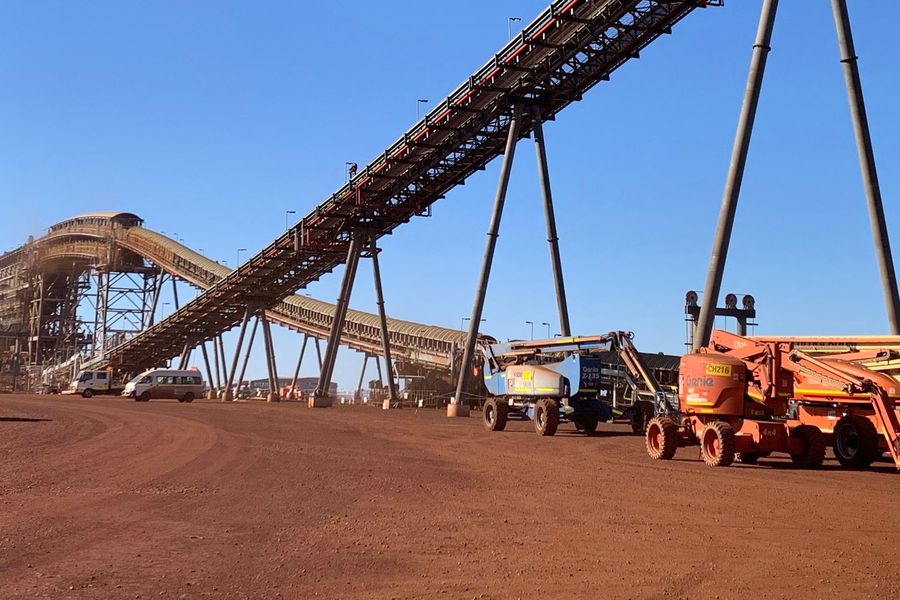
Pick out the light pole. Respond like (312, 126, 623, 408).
(285, 210, 296, 230)
(542, 322, 551, 338)
(508, 16, 521, 41)
(526, 320, 534, 340)
(461, 317, 486, 331)
(236, 248, 247, 267)
(416, 98, 429, 119)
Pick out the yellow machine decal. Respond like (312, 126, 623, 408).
(705, 363, 732, 377)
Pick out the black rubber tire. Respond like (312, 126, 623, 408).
(482, 398, 508, 432)
(82, 389, 94, 399)
(646, 417, 678, 460)
(833, 415, 880, 468)
(790, 425, 826, 469)
(630, 401, 655, 435)
(534, 399, 559, 436)
(735, 451, 771, 465)
(577, 414, 599, 435)
(701, 421, 735, 467)
(183, 392, 195, 404)
(138, 391, 151, 402)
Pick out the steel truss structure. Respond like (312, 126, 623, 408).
(83, 0, 721, 372)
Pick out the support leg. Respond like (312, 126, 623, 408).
(314, 338, 323, 371)
(374, 355, 384, 389)
(178, 342, 191, 369)
(452, 106, 522, 415)
(147, 268, 164, 327)
(694, 0, 778, 351)
(355, 354, 369, 403)
(236, 316, 260, 399)
(217, 335, 228, 392)
(531, 105, 571, 337)
(212, 336, 223, 391)
(314, 234, 363, 407)
(369, 233, 399, 409)
(223, 308, 251, 401)
(261, 314, 279, 402)
(831, 0, 900, 333)
(201, 341, 217, 399)
(171, 276, 180, 309)
(289, 334, 309, 400)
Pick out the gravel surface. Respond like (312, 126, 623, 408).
(1, 394, 898, 599)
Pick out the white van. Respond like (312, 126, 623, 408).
(123, 368, 204, 403)
(64, 370, 121, 398)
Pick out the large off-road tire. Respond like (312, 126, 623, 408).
(833, 415, 879, 468)
(646, 417, 678, 460)
(482, 398, 508, 432)
(138, 391, 151, 402)
(700, 421, 735, 467)
(630, 401, 655, 435)
(735, 451, 771, 465)
(790, 425, 826, 469)
(577, 414, 599, 435)
(182, 392, 195, 404)
(533, 399, 559, 437)
(82, 389, 94, 399)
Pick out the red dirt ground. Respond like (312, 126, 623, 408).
(1, 394, 899, 599)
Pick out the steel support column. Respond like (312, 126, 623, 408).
(212, 336, 222, 390)
(223, 308, 251, 401)
(531, 104, 571, 337)
(147, 268, 165, 327)
(200, 341, 217, 399)
(236, 316, 260, 398)
(369, 233, 398, 406)
(452, 107, 522, 414)
(261, 314, 279, 402)
(178, 342, 191, 369)
(374, 355, 384, 388)
(314, 233, 364, 406)
(831, 0, 900, 333)
(355, 354, 369, 402)
(289, 334, 309, 400)
(314, 338, 323, 371)
(694, 0, 778, 351)
(217, 335, 228, 390)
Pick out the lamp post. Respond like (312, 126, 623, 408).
(526, 320, 534, 340)
(461, 317, 486, 331)
(508, 16, 521, 40)
(236, 248, 247, 267)
(542, 322, 551, 338)
(416, 99, 429, 119)
(285, 210, 296, 230)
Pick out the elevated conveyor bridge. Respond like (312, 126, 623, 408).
(81, 0, 721, 372)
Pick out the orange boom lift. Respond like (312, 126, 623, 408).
(645, 330, 900, 469)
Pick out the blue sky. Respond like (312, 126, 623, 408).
(3, 1, 900, 391)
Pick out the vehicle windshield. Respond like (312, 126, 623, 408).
(128, 373, 153, 385)
(78, 372, 92, 382)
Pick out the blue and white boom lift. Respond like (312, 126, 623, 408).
(480, 331, 674, 436)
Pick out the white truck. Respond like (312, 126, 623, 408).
(63, 370, 123, 398)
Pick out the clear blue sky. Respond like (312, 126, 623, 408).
(3, 2, 900, 391)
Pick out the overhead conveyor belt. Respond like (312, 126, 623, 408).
(7, 216, 472, 372)
(83, 0, 721, 370)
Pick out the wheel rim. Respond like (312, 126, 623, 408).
(836, 426, 859, 459)
(485, 405, 495, 425)
(538, 407, 546, 429)
(648, 423, 662, 452)
(703, 429, 720, 460)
